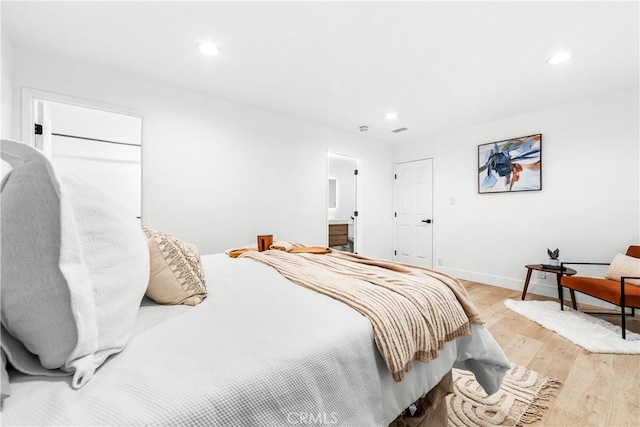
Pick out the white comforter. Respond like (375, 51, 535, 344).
(2, 254, 510, 426)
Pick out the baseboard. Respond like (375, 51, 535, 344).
(436, 266, 619, 311)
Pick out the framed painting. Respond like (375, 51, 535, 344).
(478, 134, 542, 194)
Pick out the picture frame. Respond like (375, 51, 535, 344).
(478, 134, 542, 194)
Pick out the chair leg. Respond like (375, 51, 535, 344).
(621, 279, 626, 339)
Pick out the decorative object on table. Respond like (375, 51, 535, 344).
(257, 234, 273, 252)
(447, 363, 562, 427)
(478, 134, 541, 194)
(539, 264, 564, 270)
(547, 248, 560, 266)
(504, 299, 640, 354)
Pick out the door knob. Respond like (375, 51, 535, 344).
(421, 219, 432, 224)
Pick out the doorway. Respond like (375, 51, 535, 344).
(25, 92, 143, 221)
(327, 153, 358, 253)
(394, 158, 433, 268)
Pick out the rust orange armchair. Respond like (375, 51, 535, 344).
(560, 245, 640, 339)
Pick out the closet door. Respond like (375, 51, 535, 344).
(36, 100, 142, 220)
(394, 158, 433, 268)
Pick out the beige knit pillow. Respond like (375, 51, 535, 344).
(605, 253, 640, 286)
(143, 227, 207, 305)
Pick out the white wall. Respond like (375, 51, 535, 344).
(1, 25, 15, 180)
(395, 88, 640, 305)
(8, 45, 394, 259)
(1, 25, 13, 139)
(10, 40, 636, 304)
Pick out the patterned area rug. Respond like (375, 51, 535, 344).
(447, 364, 561, 427)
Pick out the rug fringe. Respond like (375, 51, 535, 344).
(516, 377, 563, 426)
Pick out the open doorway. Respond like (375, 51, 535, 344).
(24, 91, 143, 221)
(327, 153, 358, 253)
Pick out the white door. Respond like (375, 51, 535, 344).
(34, 100, 142, 221)
(394, 159, 433, 268)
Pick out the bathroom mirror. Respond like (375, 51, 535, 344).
(328, 178, 337, 208)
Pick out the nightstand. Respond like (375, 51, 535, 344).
(522, 264, 578, 309)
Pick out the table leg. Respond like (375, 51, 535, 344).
(522, 268, 533, 300)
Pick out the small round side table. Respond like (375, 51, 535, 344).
(522, 264, 578, 309)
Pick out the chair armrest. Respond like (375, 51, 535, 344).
(560, 261, 611, 278)
(560, 262, 610, 266)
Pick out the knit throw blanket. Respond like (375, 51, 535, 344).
(240, 250, 483, 382)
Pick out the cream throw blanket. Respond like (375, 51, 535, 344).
(240, 249, 483, 382)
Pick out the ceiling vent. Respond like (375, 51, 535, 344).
(392, 127, 408, 133)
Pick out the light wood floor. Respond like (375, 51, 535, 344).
(462, 280, 640, 427)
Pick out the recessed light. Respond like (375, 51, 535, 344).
(199, 41, 219, 56)
(385, 112, 398, 120)
(546, 52, 571, 65)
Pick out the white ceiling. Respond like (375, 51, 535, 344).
(3, 1, 639, 143)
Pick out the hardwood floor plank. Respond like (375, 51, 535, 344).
(606, 387, 640, 427)
(606, 355, 640, 426)
(610, 354, 640, 392)
(543, 407, 602, 427)
(517, 320, 555, 342)
(485, 311, 528, 348)
(527, 333, 579, 383)
(556, 352, 614, 426)
(500, 334, 546, 367)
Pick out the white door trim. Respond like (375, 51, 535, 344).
(21, 88, 143, 145)
(21, 88, 146, 221)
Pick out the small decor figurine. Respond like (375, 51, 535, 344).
(547, 248, 560, 266)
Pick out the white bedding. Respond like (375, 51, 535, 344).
(2, 254, 510, 426)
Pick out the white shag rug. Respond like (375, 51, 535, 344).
(504, 299, 640, 354)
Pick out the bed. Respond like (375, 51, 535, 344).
(0, 139, 510, 426)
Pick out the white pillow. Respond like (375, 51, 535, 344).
(605, 253, 640, 286)
(0, 139, 149, 388)
(1, 349, 10, 401)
